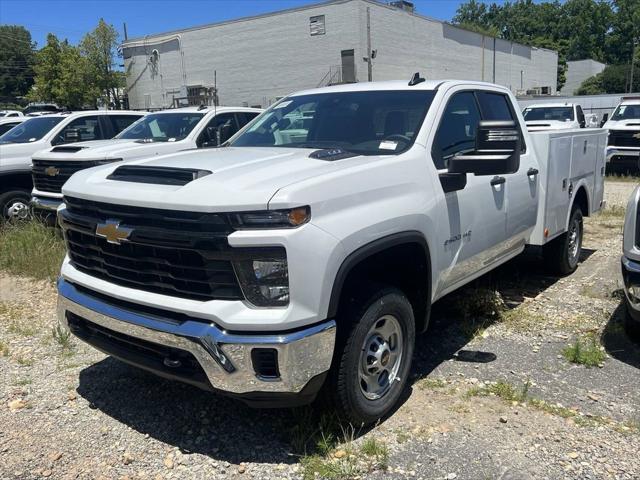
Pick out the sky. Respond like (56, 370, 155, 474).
(0, 0, 473, 47)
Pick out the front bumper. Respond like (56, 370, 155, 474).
(621, 256, 640, 323)
(57, 278, 336, 399)
(31, 195, 62, 212)
(606, 147, 640, 166)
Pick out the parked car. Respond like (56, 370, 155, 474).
(0, 117, 26, 136)
(0, 110, 23, 118)
(604, 97, 640, 170)
(56, 79, 606, 424)
(0, 110, 143, 219)
(30, 106, 262, 214)
(522, 103, 586, 131)
(23, 103, 60, 116)
(621, 186, 640, 339)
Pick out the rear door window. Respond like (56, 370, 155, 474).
(53, 116, 102, 145)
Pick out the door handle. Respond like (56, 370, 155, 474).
(527, 168, 539, 176)
(490, 176, 506, 186)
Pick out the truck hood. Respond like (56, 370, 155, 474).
(604, 119, 640, 130)
(32, 139, 190, 161)
(525, 120, 576, 131)
(0, 141, 46, 171)
(62, 146, 376, 212)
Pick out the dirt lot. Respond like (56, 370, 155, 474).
(1, 180, 639, 480)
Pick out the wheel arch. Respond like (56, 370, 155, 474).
(327, 231, 432, 333)
(0, 170, 33, 193)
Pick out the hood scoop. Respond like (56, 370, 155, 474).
(309, 147, 358, 161)
(107, 165, 212, 186)
(51, 145, 87, 153)
(527, 123, 551, 127)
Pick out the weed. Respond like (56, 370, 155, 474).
(605, 173, 640, 183)
(501, 308, 546, 331)
(12, 377, 32, 386)
(595, 205, 625, 221)
(52, 324, 73, 351)
(15, 355, 34, 366)
(0, 220, 66, 281)
(416, 377, 447, 390)
(0, 339, 9, 356)
(466, 379, 530, 403)
(457, 288, 506, 321)
(562, 333, 606, 367)
(396, 431, 410, 444)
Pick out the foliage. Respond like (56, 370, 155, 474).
(0, 25, 36, 102)
(80, 19, 125, 109)
(452, 0, 639, 93)
(577, 63, 640, 94)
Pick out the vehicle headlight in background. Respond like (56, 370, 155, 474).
(229, 206, 310, 229)
(233, 247, 289, 307)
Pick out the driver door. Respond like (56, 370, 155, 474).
(430, 90, 509, 295)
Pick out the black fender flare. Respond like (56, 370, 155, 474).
(327, 231, 432, 331)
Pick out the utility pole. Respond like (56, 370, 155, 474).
(492, 37, 496, 84)
(123, 22, 128, 41)
(366, 7, 373, 82)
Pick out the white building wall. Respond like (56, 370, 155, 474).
(561, 59, 606, 95)
(123, 0, 559, 110)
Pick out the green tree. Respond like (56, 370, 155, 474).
(576, 63, 640, 94)
(80, 19, 125, 109)
(0, 25, 36, 102)
(28, 33, 63, 103)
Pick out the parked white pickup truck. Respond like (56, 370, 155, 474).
(56, 78, 606, 424)
(522, 103, 586, 131)
(604, 97, 640, 170)
(622, 186, 640, 339)
(31, 106, 262, 214)
(0, 111, 142, 219)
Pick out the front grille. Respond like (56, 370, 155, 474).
(59, 196, 244, 301)
(608, 130, 640, 148)
(32, 159, 113, 193)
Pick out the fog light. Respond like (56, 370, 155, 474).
(234, 248, 289, 307)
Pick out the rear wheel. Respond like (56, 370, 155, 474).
(543, 206, 583, 275)
(331, 287, 415, 425)
(0, 190, 31, 221)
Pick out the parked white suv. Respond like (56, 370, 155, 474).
(57, 79, 605, 424)
(522, 103, 586, 131)
(0, 111, 142, 219)
(30, 106, 262, 214)
(604, 97, 640, 170)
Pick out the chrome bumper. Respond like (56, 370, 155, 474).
(606, 147, 640, 162)
(31, 196, 62, 212)
(57, 278, 336, 395)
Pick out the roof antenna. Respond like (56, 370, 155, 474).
(408, 72, 425, 86)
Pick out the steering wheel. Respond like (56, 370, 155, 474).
(383, 134, 411, 144)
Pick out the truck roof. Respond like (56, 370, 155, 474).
(620, 97, 640, 105)
(144, 106, 263, 114)
(291, 79, 512, 97)
(524, 103, 577, 109)
(36, 110, 143, 119)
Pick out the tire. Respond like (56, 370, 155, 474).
(330, 287, 415, 426)
(625, 299, 640, 341)
(0, 190, 31, 221)
(543, 206, 583, 275)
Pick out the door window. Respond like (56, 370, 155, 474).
(54, 116, 102, 145)
(236, 111, 260, 127)
(197, 113, 237, 147)
(108, 115, 142, 135)
(432, 92, 481, 169)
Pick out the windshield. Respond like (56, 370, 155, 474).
(610, 104, 640, 121)
(523, 106, 574, 122)
(0, 116, 63, 144)
(229, 90, 436, 155)
(117, 112, 204, 141)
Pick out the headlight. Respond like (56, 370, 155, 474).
(233, 248, 289, 307)
(229, 206, 310, 229)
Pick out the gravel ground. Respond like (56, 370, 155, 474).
(1, 180, 639, 480)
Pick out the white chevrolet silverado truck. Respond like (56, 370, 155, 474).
(621, 186, 640, 339)
(522, 102, 586, 131)
(31, 106, 262, 215)
(0, 111, 142, 219)
(56, 78, 606, 424)
(604, 97, 640, 170)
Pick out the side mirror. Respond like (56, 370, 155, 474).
(600, 113, 609, 128)
(448, 120, 520, 176)
(64, 128, 80, 143)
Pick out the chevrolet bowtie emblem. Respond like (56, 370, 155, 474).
(634, 132, 640, 140)
(96, 220, 133, 245)
(44, 166, 60, 177)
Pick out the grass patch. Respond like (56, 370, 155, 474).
(595, 205, 626, 221)
(0, 220, 66, 281)
(1, 302, 39, 337)
(12, 377, 32, 386)
(15, 355, 34, 366)
(605, 173, 640, 183)
(416, 377, 447, 390)
(562, 333, 606, 367)
(466, 380, 530, 403)
(52, 324, 74, 356)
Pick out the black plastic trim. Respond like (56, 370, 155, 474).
(327, 231, 432, 323)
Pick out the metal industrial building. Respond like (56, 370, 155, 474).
(122, 0, 559, 110)
(560, 59, 606, 95)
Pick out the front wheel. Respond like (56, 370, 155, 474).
(0, 190, 31, 221)
(544, 206, 583, 275)
(331, 287, 415, 425)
